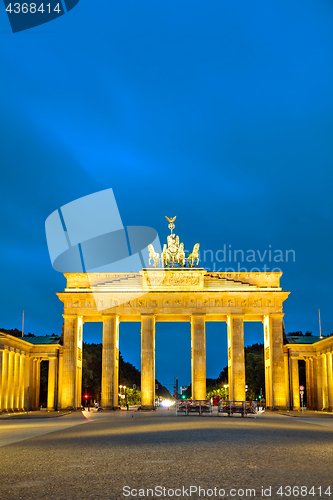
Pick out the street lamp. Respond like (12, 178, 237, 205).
(118, 385, 127, 405)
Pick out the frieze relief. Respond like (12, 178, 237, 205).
(146, 272, 200, 288)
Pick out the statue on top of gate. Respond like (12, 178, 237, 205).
(148, 216, 200, 268)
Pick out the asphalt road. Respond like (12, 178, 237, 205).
(0, 410, 332, 500)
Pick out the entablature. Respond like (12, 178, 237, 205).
(63, 269, 284, 293)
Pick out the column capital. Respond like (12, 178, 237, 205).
(62, 314, 77, 320)
(268, 313, 285, 319)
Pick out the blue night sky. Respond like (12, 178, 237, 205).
(1, 0, 333, 387)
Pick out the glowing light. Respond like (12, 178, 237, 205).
(161, 399, 175, 407)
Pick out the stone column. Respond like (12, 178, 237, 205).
(284, 350, 290, 410)
(264, 315, 287, 409)
(227, 315, 245, 401)
(26, 356, 33, 411)
(47, 358, 58, 410)
(0, 349, 8, 411)
(76, 367, 82, 409)
(101, 315, 119, 409)
(321, 353, 329, 410)
(34, 359, 41, 410)
(57, 353, 63, 409)
(13, 353, 20, 410)
(62, 315, 79, 409)
(30, 358, 36, 410)
(0, 349, 3, 411)
(141, 314, 156, 410)
(263, 317, 272, 407)
(310, 357, 315, 409)
(290, 357, 300, 410)
(305, 358, 313, 409)
(7, 351, 15, 410)
(326, 352, 333, 411)
(191, 315, 206, 401)
(76, 318, 83, 409)
(313, 356, 323, 410)
(19, 354, 25, 410)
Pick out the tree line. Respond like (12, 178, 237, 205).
(82, 343, 171, 403)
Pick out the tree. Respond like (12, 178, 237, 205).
(81, 343, 171, 403)
(204, 343, 265, 401)
(244, 345, 265, 399)
(0, 327, 35, 337)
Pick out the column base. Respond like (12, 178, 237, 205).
(138, 406, 156, 411)
(59, 406, 81, 411)
(101, 406, 121, 411)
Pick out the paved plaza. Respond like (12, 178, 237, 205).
(0, 410, 333, 500)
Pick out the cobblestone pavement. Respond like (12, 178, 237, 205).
(0, 409, 332, 500)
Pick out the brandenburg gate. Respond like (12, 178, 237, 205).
(56, 218, 290, 410)
(2, 217, 333, 413)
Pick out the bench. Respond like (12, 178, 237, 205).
(176, 399, 212, 416)
(218, 400, 257, 417)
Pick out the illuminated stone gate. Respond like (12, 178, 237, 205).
(57, 268, 290, 410)
(2, 215, 333, 413)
